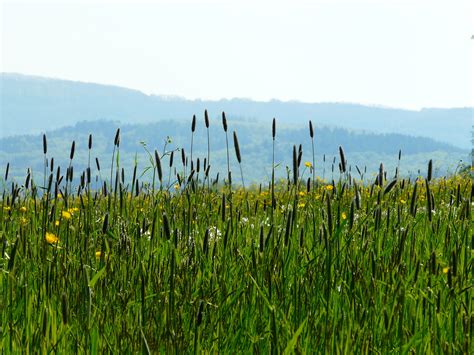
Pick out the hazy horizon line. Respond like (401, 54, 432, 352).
(2, 71, 473, 112)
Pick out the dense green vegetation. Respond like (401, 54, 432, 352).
(0, 119, 468, 184)
(1, 117, 472, 353)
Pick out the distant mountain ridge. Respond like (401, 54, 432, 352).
(1, 72, 472, 149)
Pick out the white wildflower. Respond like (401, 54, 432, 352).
(208, 226, 222, 243)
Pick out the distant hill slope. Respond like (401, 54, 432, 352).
(0, 120, 468, 184)
(1, 72, 472, 149)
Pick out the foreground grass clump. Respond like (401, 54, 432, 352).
(1, 117, 473, 353)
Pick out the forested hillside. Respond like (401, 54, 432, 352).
(0, 119, 467, 185)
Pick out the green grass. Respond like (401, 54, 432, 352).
(0, 121, 473, 353)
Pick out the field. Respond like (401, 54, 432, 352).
(1, 116, 473, 353)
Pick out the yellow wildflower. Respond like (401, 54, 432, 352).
(20, 217, 28, 225)
(55, 220, 60, 227)
(68, 207, 79, 214)
(325, 185, 334, 191)
(174, 184, 180, 191)
(442, 267, 449, 274)
(400, 199, 406, 204)
(304, 162, 312, 168)
(298, 202, 306, 208)
(45, 232, 59, 244)
(95, 251, 105, 259)
(20, 206, 27, 213)
(341, 212, 347, 220)
(62, 210, 72, 220)
(3, 206, 11, 212)
(298, 191, 306, 197)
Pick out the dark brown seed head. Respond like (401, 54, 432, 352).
(70, 141, 75, 160)
(222, 112, 228, 132)
(169, 151, 174, 167)
(191, 115, 196, 132)
(61, 292, 69, 324)
(204, 110, 209, 128)
(378, 163, 384, 186)
(95, 157, 101, 171)
(298, 144, 302, 167)
(339, 146, 346, 173)
(425, 178, 432, 219)
(43, 134, 47, 155)
(114, 128, 120, 147)
(102, 213, 109, 234)
(155, 150, 162, 182)
(5, 163, 9, 181)
(272, 118, 276, 139)
(349, 200, 355, 229)
(410, 182, 417, 217)
(88, 134, 92, 150)
(25, 170, 31, 189)
(427, 159, 433, 181)
(383, 179, 397, 195)
(203, 229, 209, 255)
(181, 148, 186, 166)
(162, 213, 171, 240)
(292, 145, 298, 185)
(309, 120, 314, 138)
(233, 131, 241, 163)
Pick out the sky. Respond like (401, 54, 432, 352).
(1, 0, 473, 109)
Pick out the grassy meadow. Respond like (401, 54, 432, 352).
(1, 113, 473, 353)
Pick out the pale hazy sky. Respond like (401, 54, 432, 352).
(1, 0, 473, 109)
